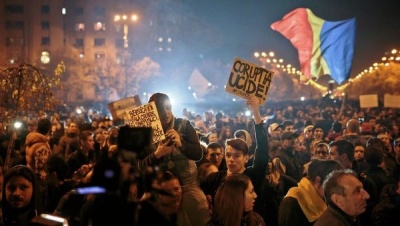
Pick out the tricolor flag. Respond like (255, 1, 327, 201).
(271, 8, 356, 85)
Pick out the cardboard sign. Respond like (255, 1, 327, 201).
(359, 94, 378, 108)
(108, 95, 141, 120)
(125, 101, 165, 144)
(225, 57, 274, 105)
(384, 94, 400, 108)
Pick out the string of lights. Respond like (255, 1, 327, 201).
(253, 48, 400, 94)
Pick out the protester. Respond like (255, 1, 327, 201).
(315, 169, 370, 226)
(138, 93, 209, 226)
(1, 165, 39, 226)
(201, 95, 269, 223)
(278, 159, 344, 226)
(208, 173, 265, 226)
(25, 118, 52, 182)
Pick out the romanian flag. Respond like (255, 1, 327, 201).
(271, 8, 356, 85)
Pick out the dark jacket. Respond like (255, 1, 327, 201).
(2, 166, 38, 226)
(315, 205, 361, 226)
(371, 184, 400, 226)
(201, 123, 269, 216)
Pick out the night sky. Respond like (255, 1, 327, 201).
(188, 0, 400, 81)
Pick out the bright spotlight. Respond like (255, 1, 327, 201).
(300, 96, 305, 101)
(245, 110, 251, 117)
(14, 121, 22, 129)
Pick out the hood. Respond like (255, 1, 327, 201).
(25, 132, 49, 147)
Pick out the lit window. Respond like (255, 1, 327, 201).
(75, 23, 85, 31)
(40, 51, 50, 64)
(94, 22, 106, 31)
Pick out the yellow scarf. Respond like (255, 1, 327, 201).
(286, 177, 327, 222)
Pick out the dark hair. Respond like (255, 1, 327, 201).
(281, 120, 294, 130)
(307, 159, 344, 182)
(80, 130, 94, 142)
(148, 93, 170, 113)
(329, 139, 355, 162)
(155, 170, 179, 185)
(2, 165, 38, 225)
(37, 118, 51, 135)
(364, 145, 384, 166)
(225, 138, 249, 155)
(332, 121, 343, 133)
(207, 142, 223, 152)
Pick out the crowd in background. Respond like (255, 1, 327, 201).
(0, 96, 399, 226)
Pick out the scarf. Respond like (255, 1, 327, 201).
(286, 177, 326, 222)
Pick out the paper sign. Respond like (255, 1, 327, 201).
(384, 94, 400, 108)
(225, 57, 274, 105)
(125, 101, 165, 143)
(359, 94, 378, 108)
(108, 95, 141, 120)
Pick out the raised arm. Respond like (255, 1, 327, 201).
(246, 96, 269, 169)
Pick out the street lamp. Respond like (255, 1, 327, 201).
(114, 13, 138, 49)
(114, 13, 138, 97)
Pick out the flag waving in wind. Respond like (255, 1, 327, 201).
(271, 8, 356, 85)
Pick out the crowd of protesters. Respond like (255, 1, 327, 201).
(0, 95, 399, 226)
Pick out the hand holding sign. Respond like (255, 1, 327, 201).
(165, 129, 183, 148)
(154, 140, 175, 159)
(225, 57, 274, 106)
(246, 95, 262, 124)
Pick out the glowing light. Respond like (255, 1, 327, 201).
(261, 52, 267, 57)
(254, 52, 260, 57)
(14, 121, 22, 129)
(391, 49, 397, 54)
(269, 52, 275, 57)
(300, 96, 305, 101)
(245, 110, 251, 117)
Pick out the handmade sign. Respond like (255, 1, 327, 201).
(125, 101, 165, 143)
(225, 57, 274, 105)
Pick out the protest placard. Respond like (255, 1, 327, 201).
(359, 94, 378, 108)
(108, 95, 141, 120)
(125, 101, 165, 143)
(384, 94, 400, 108)
(225, 57, 274, 106)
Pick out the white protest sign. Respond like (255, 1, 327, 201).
(384, 94, 400, 108)
(125, 101, 165, 143)
(225, 57, 274, 105)
(108, 95, 141, 120)
(359, 94, 378, 108)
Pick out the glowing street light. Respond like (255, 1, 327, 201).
(114, 13, 139, 48)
